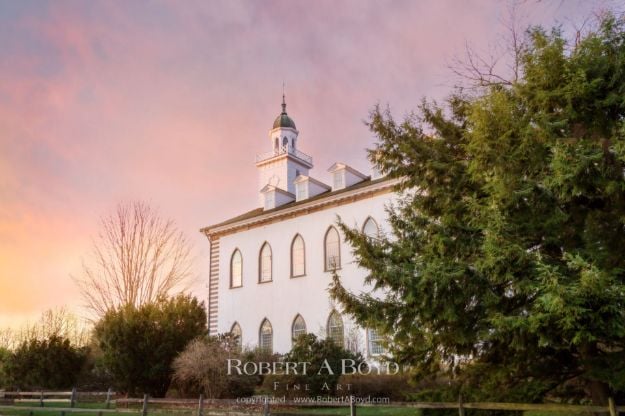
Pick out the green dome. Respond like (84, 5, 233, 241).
(272, 94, 296, 129)
(273, 113, 296, 129)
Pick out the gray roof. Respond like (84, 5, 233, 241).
(201, 176, 394, 234)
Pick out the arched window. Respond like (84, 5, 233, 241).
(274, 138, 279, 152)
(292, 314, 307, 343)
(362, 217, 380, 239)
(327, 311, 344, 347)
(230, 322, 242, 353)
(259, 242, 272, 283)
(291, 234, 306, 277)
(282, 137, 288, 147)
(230, 249, 243, 288)
(324, 226, 341, 271)
(259, 319, 273, 353)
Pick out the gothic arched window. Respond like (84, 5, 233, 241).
(327, 311, 344, 347)
(230, 249, 243, 288)
(259, 242, 272, 283)
(362, 217, 380, 239)
(324, 226, 341, 271)
(291, 234, 306, 277)
(230, 322, 242, 352)
(292, 314, 307, 343)
(367, 328, 385, 356)
(259, 319, 273, 353)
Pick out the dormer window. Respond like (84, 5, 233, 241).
(333, 172, 345, 190)
(261, 185, 295, 210)
(294, 175, 331, 202)
(296, 183, 307, 201)
(328, 163, 367, 191)
(264, 192, 275, 210)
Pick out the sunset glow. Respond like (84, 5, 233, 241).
(0, 0, 616, 328)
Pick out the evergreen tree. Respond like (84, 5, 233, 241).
(331, 14, 625, 404)
(4, 336, 87, 390)
(95, 294, 206, 397)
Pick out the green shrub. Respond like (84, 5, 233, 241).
(0, 347, 12, 388)
(95, 294, 207, 397)
(4, 336, 87, 390)
(259, 334, 365, 398)
(338, 373, 414, 401)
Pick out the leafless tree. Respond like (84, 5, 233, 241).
(449, 1, 625, 90)
(1, 308, 91, 350)
(75, 201, 194, 318)
(18, 307, 92, 347)
(0, 328, 16, 350)
(345, 323, 365, 355)
(449, 1, 526, 89)
(172, 337, 236, 398)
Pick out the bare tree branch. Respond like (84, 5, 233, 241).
(74, 201, 195, 318)
(448, 0, 527, 90)
(1, 308, 91, 349)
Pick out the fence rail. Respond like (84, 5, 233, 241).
(0, 388, 115, 409)
(115, 395, 625, 416)
(0, 390, 623, 416)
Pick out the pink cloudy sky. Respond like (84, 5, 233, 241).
(0, 0, 619, 328)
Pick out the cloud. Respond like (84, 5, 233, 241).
(0, 0, 612, 327)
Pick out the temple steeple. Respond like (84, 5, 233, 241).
(255, 93, 313, 208)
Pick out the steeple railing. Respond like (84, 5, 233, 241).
(256, 145, 313, 165)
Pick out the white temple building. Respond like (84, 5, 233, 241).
(201, 95, 397, 356)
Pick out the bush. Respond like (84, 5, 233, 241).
(172, 335, 237, 398)
(0, 347, 11, 388)
(337, 373, 414, 401)
(75, 341, 114, 391)
(4, 335, 87, 390)
(95, 294, 206, 397)
(259, 334, 365, 398)
(171, 336, 272, 399)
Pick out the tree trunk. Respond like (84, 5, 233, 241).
(580, 342, 611, 415)
(588, 378, 609, 406)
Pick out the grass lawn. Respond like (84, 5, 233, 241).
(276, 408, 589, 416)
(11, 403, 112, 410)
(0, 405, 587, 416)
(524, 413, 581, 416)
(0, 411, 123, 416)
(275, 407, 423, 415)
(0, 409, 188, 416)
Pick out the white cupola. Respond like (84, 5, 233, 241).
(256, 94, 314, 208)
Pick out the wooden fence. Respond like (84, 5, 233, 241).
(0, 389, 115, 409)
(0, 390, 623, 416)
(115, 395, 625, 416)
